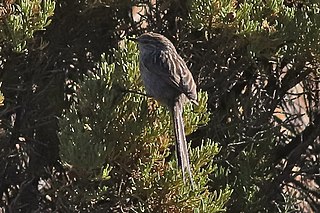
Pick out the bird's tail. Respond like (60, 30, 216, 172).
(172, 102, 194, 188)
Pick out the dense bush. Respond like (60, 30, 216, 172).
(0, 0, 319, 212)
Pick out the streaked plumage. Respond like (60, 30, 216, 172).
(137, 32, 197, 187)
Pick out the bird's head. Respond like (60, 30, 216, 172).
(136, 32, 174, 52)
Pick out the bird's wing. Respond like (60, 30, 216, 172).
(142, 50, 197, 101)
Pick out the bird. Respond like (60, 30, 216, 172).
(136, 32, 198, 187)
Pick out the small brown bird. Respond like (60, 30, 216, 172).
(136, 32, 198, 187)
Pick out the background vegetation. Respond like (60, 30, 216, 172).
(0, 0, 319, 212)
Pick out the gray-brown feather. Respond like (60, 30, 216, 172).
(137, 32, 197, 107)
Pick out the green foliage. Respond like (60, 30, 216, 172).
(57, 39, 232, 211)
(189, 0, 235, 29)
(190, 0, 292, 33)
(0, 0, 55, 52)
(277, 2, 320, 59)
(187, 0, 320, 212)
(59, 109, 109, 173)
(189, 0, 320, 60)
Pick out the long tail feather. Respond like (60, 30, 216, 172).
(172, 102, 194, 188)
